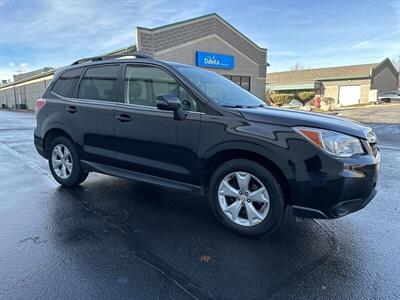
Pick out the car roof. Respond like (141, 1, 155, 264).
(59, 58, 200, 77)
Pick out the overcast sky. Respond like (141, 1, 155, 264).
(0, 0, 399, 80)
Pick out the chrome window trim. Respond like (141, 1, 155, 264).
(123, 63, 203, 114)
(64, 97, 119, 107)
(117, 102, 205, 115)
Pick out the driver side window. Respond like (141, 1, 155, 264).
(124, 65, 198, 112)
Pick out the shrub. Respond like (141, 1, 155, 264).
(297, 91, 316, 103)
(270, 93, 294, 106)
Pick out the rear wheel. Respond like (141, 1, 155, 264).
(209, 159, 285, 237)
(48, 136, 88, 186)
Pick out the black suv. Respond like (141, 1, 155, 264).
(34, 53, 380, 236)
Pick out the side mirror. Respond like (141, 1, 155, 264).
(156, 94, 186, 120)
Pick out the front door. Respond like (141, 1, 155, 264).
(114, 64, 201, 184)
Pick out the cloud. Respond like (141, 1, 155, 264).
(351, 41, 372, 50)
(0, 0, 209, 79)
(1, 62, 31, 81)
(0, 0, 208, 56)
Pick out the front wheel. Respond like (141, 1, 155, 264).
(48, 136, 88, 186)
(209, 159, 285, 237)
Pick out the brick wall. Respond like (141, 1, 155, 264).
(154, 35, 265, 99)
(137, 14, 267, 81)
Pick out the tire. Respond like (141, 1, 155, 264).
(208, 159, 285, 237)
(48, 136, 88, 187)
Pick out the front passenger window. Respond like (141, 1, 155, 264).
(125, 65, 197, 111)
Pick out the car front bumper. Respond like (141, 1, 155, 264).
(289, 149, 380, 219)
(292, 188, 377, 219)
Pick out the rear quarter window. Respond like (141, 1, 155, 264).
(52, 68, 82, 97)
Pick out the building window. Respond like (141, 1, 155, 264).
(223, 75, 251, 91)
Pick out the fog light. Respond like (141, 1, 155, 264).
(330, 199, 361, 217)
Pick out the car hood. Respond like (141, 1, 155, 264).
(240, 106, 371, 139)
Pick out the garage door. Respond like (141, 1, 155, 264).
(339, 85, 361, 106)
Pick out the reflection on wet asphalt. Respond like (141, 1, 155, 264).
(1, 110, 399, 299)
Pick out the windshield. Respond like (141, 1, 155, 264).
(174, 65, 266, 107)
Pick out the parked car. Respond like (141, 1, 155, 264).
(378, 91, 400, 103)
(34, 53, 380, 236)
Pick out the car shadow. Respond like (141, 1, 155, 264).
(51, 173, 361, 299)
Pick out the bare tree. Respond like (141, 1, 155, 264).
(290, 63, 306, 71)
(391, 54, 400, 72)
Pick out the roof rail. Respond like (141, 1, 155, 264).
(71, 52, 153, 65)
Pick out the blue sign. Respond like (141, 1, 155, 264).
(196, 51, 234, 69)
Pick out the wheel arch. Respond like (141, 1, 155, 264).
(43, 127, 74, 157)
(201, 146, 293, 204)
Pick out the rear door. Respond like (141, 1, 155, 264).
(64, 64, 122, 165)
(113, 63, 201, 184)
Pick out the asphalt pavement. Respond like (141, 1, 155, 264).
(0, 110, 399, 299)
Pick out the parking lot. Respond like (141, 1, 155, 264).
(0, 109, 399, 299)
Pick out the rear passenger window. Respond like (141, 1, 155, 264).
(52, 68, 82, 97)
(78, 65, 120, 101)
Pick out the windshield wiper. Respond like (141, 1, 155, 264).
(221, 104, 266, 108)
(246, 104, 266, 108)
(221, 104, 245, 108)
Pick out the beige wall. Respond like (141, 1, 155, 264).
(0, 74, 54, 109)
(322, 79, 371, 103)
(154, 35, 266, 100)
(360, 85, 370, 103)
(323, 85, 338, 101)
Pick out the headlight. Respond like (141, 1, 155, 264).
(293, 127, 364, 158)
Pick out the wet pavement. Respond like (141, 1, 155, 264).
(336, 103, 400, 124)
(0, 110, 399, 299)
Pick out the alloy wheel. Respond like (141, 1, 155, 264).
(218, 171, 270, 226)
(51, 144, 73, 179)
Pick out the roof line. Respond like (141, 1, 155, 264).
(269, 62, 377, 75)
(137, 13, 267, 52)
(0, 70, 55, 90)
(373, 57, 399, 76)
(105, 45, 136, 55)
(314, 75, 371, 81)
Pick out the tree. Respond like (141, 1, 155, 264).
(391, 54, 400, 72)
(290, 63, 307, 71)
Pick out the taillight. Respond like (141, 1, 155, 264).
(35, 98, 46, 116)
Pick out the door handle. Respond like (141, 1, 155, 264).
(116, 114, 132, 123)
(66, 106, 77, 114)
